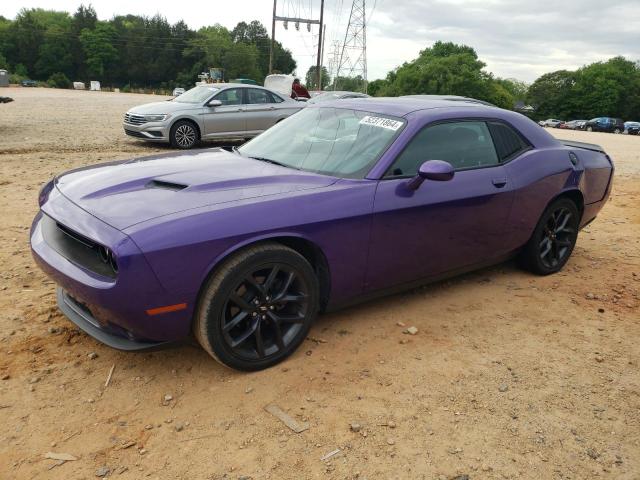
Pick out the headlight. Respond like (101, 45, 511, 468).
(38, 179, 55, 207)
(97, 245, 118, 274)
(143, 114, 169, 122)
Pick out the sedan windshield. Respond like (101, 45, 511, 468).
(173, 85, 219, 103)
(238, 107, 405, 178)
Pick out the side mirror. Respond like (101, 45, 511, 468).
(207, 99, 222, 107)
(406, 160, 455, 190)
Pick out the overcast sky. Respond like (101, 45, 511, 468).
(2, 0, 639, 83)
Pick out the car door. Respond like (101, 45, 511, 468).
(202, 88, 246, 137)
(365, 120, 516, 291)
(243, 88, 282, 135)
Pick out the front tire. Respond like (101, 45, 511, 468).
(170, 120, 199, 149)
(520, 198, 580, 275)
(586, 126, 593, 132)
(194, 243, 319, 371)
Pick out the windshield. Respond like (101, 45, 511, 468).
(238, 107, 405, 178)
(173, 85, 219, 103)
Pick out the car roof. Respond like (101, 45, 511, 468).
(314, 96, 499, 118)
(196, 83, 266, 89)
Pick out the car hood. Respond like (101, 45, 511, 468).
(128, 100, 197, 115)
(55, 149, 338, 230)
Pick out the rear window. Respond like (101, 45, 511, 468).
(487, 122, 531, 161)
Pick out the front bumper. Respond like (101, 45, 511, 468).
(123, 120, 170, 142)
(57, 288, 169, 351)
(30, 188, 194, 346)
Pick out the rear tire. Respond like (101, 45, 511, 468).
(194, 243, 319, 371)
(519, 198, 580, 275)
(613, 128, 621, 134)
(170, 120, 199, 149)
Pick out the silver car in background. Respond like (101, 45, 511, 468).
(123, 83, 304, 149)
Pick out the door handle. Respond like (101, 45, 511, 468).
(492, 178, 507, 188)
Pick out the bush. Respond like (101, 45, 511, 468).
(47, 72, 72, 89)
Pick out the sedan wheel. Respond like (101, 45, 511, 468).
(170, 120, 199, 149)
(613, 128, 621, 134)
(520, 198, 579, 275)
(586, 126, 593, 132)
(194, 243, 319, 371)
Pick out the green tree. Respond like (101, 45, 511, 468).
(330, 75, 367, 92)
(495, 78, 529, 100)
(572, 57, 640, 119)
(526, 70, 577, 118)
(304, 65, 329, 90)
(372, 41, 514, 108)
(79, 22, 118, 79)
(366, 78, 389, 96)
(47, 71, 71, 88)
(35, 21, 74, 78)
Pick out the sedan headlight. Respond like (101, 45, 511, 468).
(143, 114, 170, 122)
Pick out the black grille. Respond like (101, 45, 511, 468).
(124, 128, 146, 138)
(41, 215, 117, 278)
(124, 113, 146, 125)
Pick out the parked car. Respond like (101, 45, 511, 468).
(624, 121, 640, 135)
(539, 119, 564, 128)
(562, 120, 587, 130)
(585, 117, 625, 133)
(308, 91, 370, 103)
(32, 97, 614, 370)
(172, 87, 185, 96)
(123, 83, 304, 149)
(21, 79, 37, 87)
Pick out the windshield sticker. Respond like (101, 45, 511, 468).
(359, 116, 403, 131)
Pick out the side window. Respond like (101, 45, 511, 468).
(386, 121, 499, 177)
(269, 92, 284, 103)
(487, 122, 530, 162)
(246, 88, 272, 104)
(215, 88, 242, 106)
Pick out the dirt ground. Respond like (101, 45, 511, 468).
(1, 87, 639, 480)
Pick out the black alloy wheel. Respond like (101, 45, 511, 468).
(195, 243, 319, 371)
(538, 206, 575, 270)
(221, 264, 310, 360)
(520, 198, 580, 275)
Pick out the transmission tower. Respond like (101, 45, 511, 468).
(335, 0, 367, 92)
(327, 40, 341, 83)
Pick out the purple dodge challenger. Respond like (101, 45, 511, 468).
(31, 98, 614, 370)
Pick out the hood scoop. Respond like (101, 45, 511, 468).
(146, 179, 188, 191)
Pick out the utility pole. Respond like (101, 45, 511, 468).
(318, 24, 326, 89)
(269, 0, 277, 74)
(269, 0, 324, 86)
(335, 0, 368, 92)
(315, 0, 325, 90)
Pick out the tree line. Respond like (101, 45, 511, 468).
(367, 41, 640, 120)
(1, 7, 639, 120)
(0, 6, 296, 90)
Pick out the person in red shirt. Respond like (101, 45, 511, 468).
(291, 78, 311, 99)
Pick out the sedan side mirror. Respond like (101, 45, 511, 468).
(207, 99, 222, 107)
(406, 160, 455, 190)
